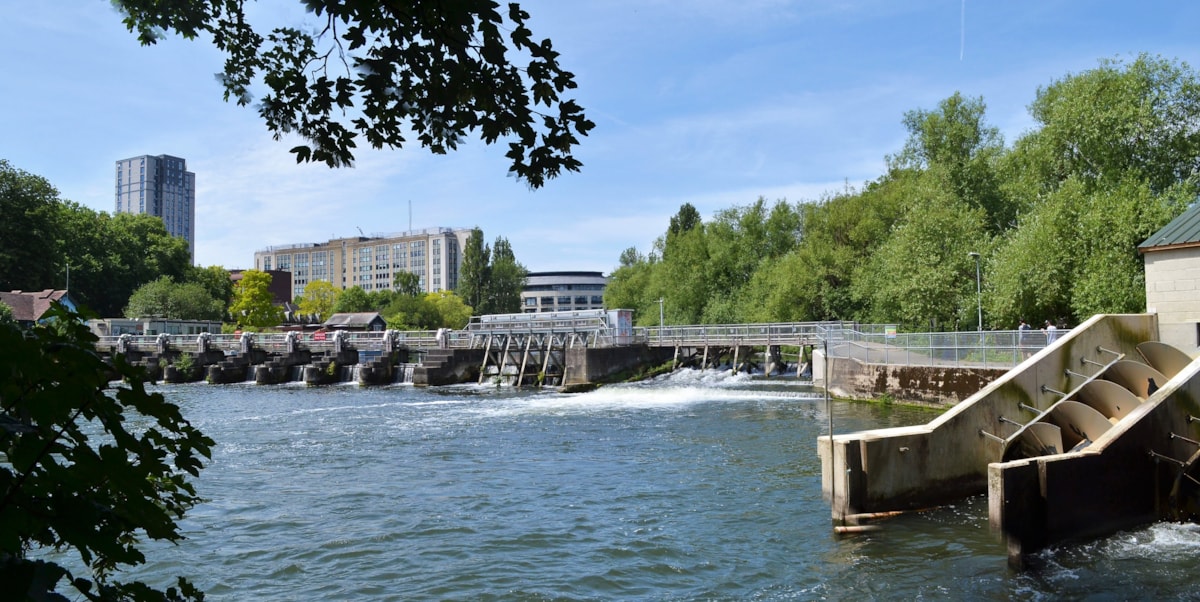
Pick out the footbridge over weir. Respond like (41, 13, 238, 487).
(820, 313, 1200, 567)
(95, 310, 850, 387)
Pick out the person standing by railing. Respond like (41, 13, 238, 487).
(1043, 320, 1058, 344)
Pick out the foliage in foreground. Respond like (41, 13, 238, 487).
(113, 0, 594, 187)
(0, 304, 213, 600)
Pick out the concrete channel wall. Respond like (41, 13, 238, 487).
(818, 314, 1160, 521)
(820, 357, 1008, 406)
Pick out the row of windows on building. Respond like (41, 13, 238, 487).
(525, 296, 605, 307)
(262, 239, 462, 297)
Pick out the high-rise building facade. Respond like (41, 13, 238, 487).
(115, 154, 196, 261)
(253, 228, 473, 300)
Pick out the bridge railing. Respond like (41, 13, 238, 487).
(644, 321, 857, 347)
(827, 328, 1064, 369)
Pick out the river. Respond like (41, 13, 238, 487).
(121, 370, 1199, 600)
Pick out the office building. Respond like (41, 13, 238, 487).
(115, 154, 196, 261)
(520, 271, 608, 313)
(253, 228, 473, 300)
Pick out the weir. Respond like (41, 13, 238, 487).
(819, 313, 1200, 565)
(94, 313, 855, 388)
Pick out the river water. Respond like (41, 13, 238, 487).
(122, 370, 1199, 600)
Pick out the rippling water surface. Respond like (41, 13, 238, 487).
(124, 371, 1199, 600)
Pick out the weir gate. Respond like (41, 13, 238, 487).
(95, 309, 846, 387)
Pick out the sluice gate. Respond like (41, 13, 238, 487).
(820, 313, 1200, 565)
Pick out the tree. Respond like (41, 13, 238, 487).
(617, 246, 644, 269)
(382, 294, 440, 330)
(605, 248, 655, 324)
(187, 264, 236, 310)
(1020, 54, 1200, 195)
(987, 55, 1200, 326)
(297, 280, 341, 319)
(113, 0, 594, 187)
(0, 300, 12, 325)
(331, 285, 374, 314)
(893, 92, 1009, 230)
(125, 276, 225, 320)
(0, 160, 62, 292)
(56, 205, 191, 317)
(457, 228, 490, 311)
(486, 236, 527, 314)
(0, 304, 212, 600)
(229, 269, 283, 329)
(668, 202, 702, 237)
(427, 290, 473, 329)
(853, 188, 991, 330)
(393, 271, 422, 297)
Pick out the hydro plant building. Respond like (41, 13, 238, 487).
(253, 228, 474, 300)
(115, 154, 196, 261)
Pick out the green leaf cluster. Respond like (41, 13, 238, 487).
(0, 303, 213, 600)
(455, 228, 528, 316)
(113, 0, 594, 188)
(124, 276, 225, 321)
(230, 269, 284, 329)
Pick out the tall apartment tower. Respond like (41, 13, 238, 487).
(115, 154, 196, 261)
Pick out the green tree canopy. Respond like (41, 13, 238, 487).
(457, 228, 489, 310)
(125, 276, 225, 321)
(393, 271, 422, 297)
(893, 92, 1009, 230)
(113, 0, 594, 187)
(382, 294, 440, 330)
(486, 236, 527, 314)
(0, 160, 61, 292)
(427, 290, 473, 329)
(230, 269, 283, 329)
(57, 205, 191, 317)
(297, 280, 341, 319)
(1022, 54, 1200, 195)
(187, 264, 236, 309)
(331, 285, 374, 314)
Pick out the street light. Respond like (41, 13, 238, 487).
(968, 252, 982, 332)
(657, 298, 664, 343)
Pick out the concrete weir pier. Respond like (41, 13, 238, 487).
(819, 313, 1200, 566)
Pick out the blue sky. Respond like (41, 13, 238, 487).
(3, 1, 1199, 275)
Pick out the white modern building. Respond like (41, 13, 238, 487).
(115, 154, 196, 261)
(520, 271, 608, 313)
(253, 228, 474, 300)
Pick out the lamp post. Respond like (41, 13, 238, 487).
(968, 252, 982, 332)
(657, 298, 664, 344)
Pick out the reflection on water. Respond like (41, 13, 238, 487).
(105, 369, 1200, 600)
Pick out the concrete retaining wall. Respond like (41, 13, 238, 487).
(822, 356, 1007, 406)
(564, 345, 676, 386)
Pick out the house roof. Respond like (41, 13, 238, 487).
(0, 289, 70, 322)
(323, 312, 385, 328)
(1140, 201, 1200, 252)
